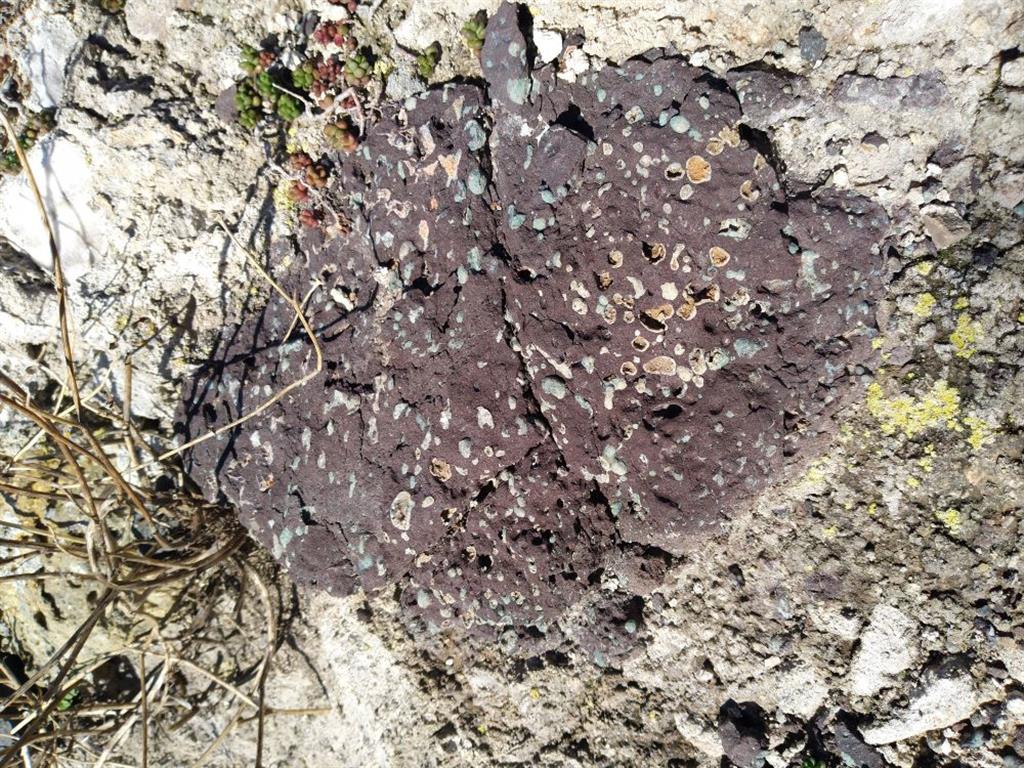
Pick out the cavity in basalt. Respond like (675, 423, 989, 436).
(179, 3, 889, 653)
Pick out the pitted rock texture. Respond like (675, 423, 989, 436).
(180, 6, 888, 652)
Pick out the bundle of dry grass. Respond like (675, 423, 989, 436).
(0, 111, 324, 767)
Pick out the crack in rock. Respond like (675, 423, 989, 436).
(178, 3, 890, 656)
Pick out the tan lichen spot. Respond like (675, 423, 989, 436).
(622, 309, 636, 324)
(688, 348, 707, 375)
(686, 155, 711, 184)
(719, 124, 741, 148)
(608, 249, 624, 268)
(740, 179, 759, 202)
(631, 336, 650, 352)
(664, 161, 685, 180)
(677, 299, 697, 320)
(643, 355, 677, 376)
(706, 137, 724, 156)
(729, 287, 750, 306)
(620, 361, 637, 376)
(603, 305, 618, 323)
(643, 242, 667, 264)
(437, 152, 461, 183)
(389, 491, 414, 531)
(689, 283, 720, 306)
(753, 153, 767, 172)
(645, 303, 674, 323)
(596, 271, 613, 290)
(709, 246, 731, 267)
(430, 458, 452, 482)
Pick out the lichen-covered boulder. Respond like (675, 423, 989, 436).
(179, 4, 888, 656)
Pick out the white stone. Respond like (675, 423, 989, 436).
(17, 6, 78, 110)
(1001, 58, 1024, 88)
(776, 665, 829, 719)
(997, 640, 1024, 683)
(534, 28, 564, 64)
(0, 137, 108, 276)
(849, 604, 917, 696)
(862, 675, 978, 745)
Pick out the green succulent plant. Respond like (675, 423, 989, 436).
(240, 44, 261, 75)
(344, 52, 372, 85)
(292, 61, 315, 91)
(1, 150, 19, 173)
(324, 119, 359, 152)
(415, 42, 442, 80)
(276, 94, 302, 121)
(461, 11, 487, 53)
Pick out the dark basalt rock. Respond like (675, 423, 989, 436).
(178, 4, 889, 657)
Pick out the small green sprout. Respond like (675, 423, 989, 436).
(461, 11, 487, 53)
(415, 42, 442, 80)
(57, 688, 79, 712)
(98, 0, 125, 12)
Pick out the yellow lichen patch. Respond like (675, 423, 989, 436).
(867, 502, 878, 516)
(953, 296, 970, 310)
(871, 336, 885, 350)
(950, 313, 981, 359)
(685, 155, 711, 184)
(963, 414, 998, 450)
(706, 137, 724, 156)
(935, 508, 962, 533)
(912, 292, 936, 318)
(804, 458, 829, 483)
(865, 379, 961, 439)
(914, 260, 934, 276)
(273, 182, 300, 216)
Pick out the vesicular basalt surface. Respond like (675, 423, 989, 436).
(180, 3, 890, 654)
